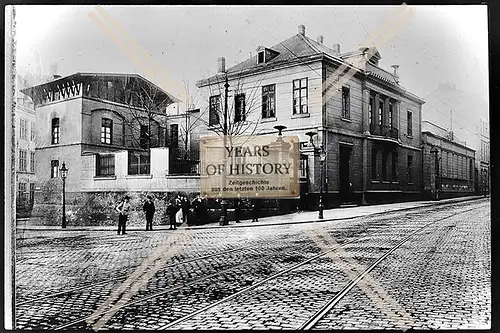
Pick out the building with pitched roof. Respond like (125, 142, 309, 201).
(196, 25, 425, 207)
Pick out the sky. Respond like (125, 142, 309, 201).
(14, 5, 489, 129)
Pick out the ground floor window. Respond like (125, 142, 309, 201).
(96, 154, 115, 176)
(371, 148, 378, 180)
(407, 155, 413, 183)
(128, 151, 150, 175)
(29, 183, 35, 203)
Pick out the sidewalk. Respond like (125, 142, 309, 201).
(16, 196, 486, 232)
(187, 195, 486, 230)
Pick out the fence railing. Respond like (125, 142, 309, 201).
(169, 147, 200, 175)
(370, 124, 399, 140)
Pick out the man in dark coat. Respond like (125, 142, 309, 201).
(181, 196, 190, 224)
(251, 199, 260, 222)
(143, 195, 155, 231)
(234, 196, 244, 223)
(167, 199, 179, 230)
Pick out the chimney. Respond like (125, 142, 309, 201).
(391, 64, 400, 82)
(298, 25, 305, 36)
(217, 57, 226, 73)
(317, 35, 324, 44)
(332, 43, 340, 54)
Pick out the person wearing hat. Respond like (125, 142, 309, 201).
(143, 195, 155, 231)
(115, 195, 131, 235)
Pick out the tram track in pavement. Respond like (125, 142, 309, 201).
(16, 230, 327, 330)
(16, 200, 485, 330)
(158, 202, 485, 330)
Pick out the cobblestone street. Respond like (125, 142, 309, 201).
(14, 198, 490, 330)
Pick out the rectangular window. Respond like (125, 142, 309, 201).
(262, 84, 276, 119)
(341, 87, 350, 119)
(51, 118, 60, 144)
(20, 119, 28, 140)
(209, 95, 221, 126)
(469, 159, 474, 180)
(371, 148, 378, 180)
(407, 155, 413, 183)
(29, 183, 35, 203)
(31, 122, 35, 141)
(51, 160, 59, 178)
(388, 103, 393, 128)
(96, 154, 115, 176)
(18, 183, 26, 200)
(140, 125, 149, 149)
(234, 93, 246, 122)
(30, 151, 35, 173)
(292, 78, 308, 115)
(378, 100, 384, 125)
(257, 51, 265, 64)
(392, 152, 398, 181)
(407, 111, 413, 136)
(369, 96, 374, 125)
(19, 150, 27, 172)
(299, 154, 308, 178)
(128, 151, 150, 175)
(101, 118, 113, 144)
(169, 124, 179, 148)
(382, 151, 388, 180)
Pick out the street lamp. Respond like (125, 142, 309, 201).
(274, 125, 287, 142)
(60, 162, 69, 228)
(305, 131, 326, 219)
(430, 146, 440, 200)
(318, 145, 326, 219)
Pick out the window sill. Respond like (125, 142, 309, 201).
(371, 180, 380, 183)
(341, 117, 352, 123)
(406, 135, 413, 139)
(382, 181, 391, 184)
(407, 182, 414, 185)
(291, 113, 310, 119)
(94, 175, 117, 180)
(126, 174, 153, 179)
(261, 117, 277, 123)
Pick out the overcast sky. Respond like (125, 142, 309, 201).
(15, 5, 488, 112)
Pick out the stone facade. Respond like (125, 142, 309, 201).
(422, 121, 475, 199)
(196, 25, 425, 208)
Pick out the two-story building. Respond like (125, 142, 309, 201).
(196, 25, 425, 208)
(422, 121, 475, 199)
(22, 72, 202, 226)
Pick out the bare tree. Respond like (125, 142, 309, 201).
(119, 76, 176, 170)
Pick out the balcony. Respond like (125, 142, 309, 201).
(370, 124, 399, 140)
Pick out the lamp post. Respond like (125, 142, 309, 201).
(305, 131, 325, 219)
(430, 146, 440, 200)
(60, 162, 69, 228)
(274, 125, 287, 142)
(318, 145, 326, 219)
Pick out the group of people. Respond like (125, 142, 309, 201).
(114, 194, 214, 234)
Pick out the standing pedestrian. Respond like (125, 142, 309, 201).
(143, 195, 155, 231)
(175, 196, 183, 226)
(251, 199, 259, 222)
(115, 195, 131, 235)
(234, 195, 244, 223)
(181, 196, 190, 224)
(167, 199, 179, 230)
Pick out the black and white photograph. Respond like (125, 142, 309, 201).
(5, 4, 490, 330)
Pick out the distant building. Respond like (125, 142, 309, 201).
(422, 83, 489, 196)
(422, 121, 475, 199)
(196, 25, 425, 208)
(15, 76, 36, 217)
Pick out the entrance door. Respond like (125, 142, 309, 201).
(339, 145, 352, 202)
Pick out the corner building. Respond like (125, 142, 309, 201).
(196, 25, 425, 208)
